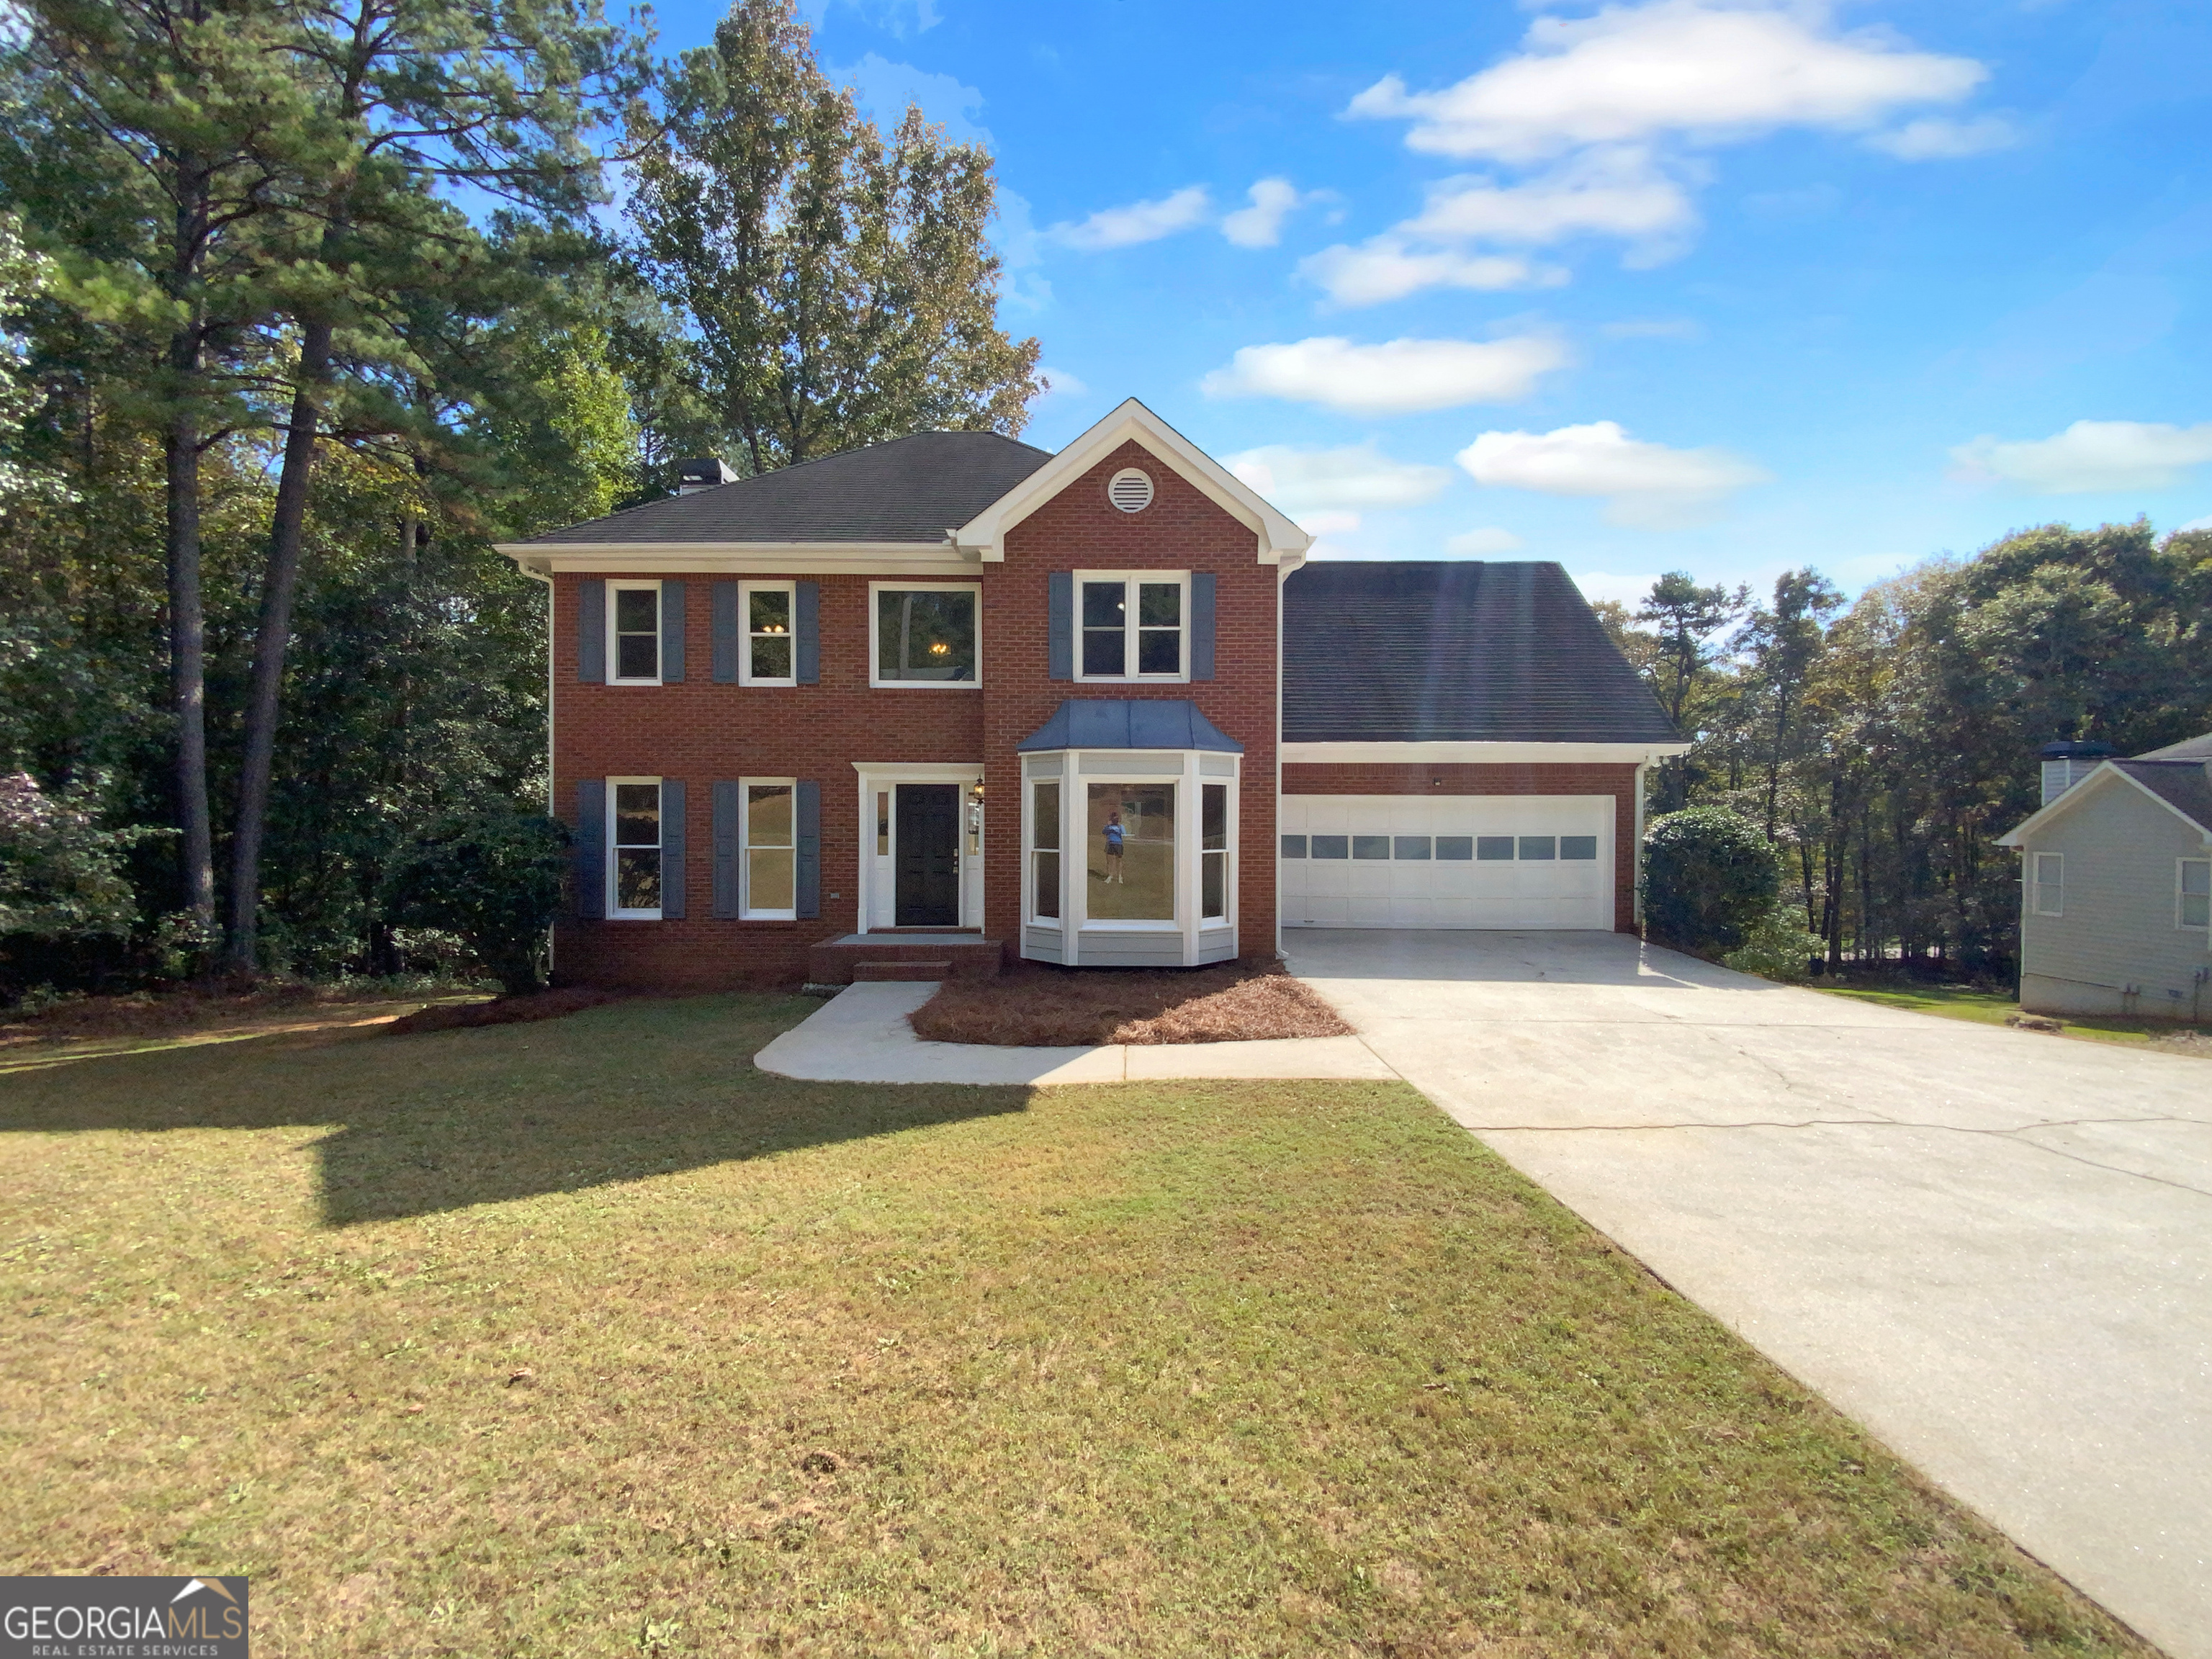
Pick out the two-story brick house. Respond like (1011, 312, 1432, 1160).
(499, 399, 1683, 990)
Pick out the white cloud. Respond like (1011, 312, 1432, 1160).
(1403, 147, 1696, 250)
(1448, 527, 1525, 556)
(1950, 421, 2212, 493)
(832, 53, 988, 145)
(1223, 179, 1306, 248)
(1570, 570, 1665, 606)
(1601, 318, 1702, 340)
(1030, 367, 1086, 404)
(1052, 186, 1211, 251)
(1866, 114, 2017, 161)
(804, 0, 939, 38)
(1226, 441, 1454, 512)
(1298, 240, 1565, 306)
(1457, 421, 1768, 529)
(1348, 1, 1986, 162)
(2181, 516, 2212, 534)
(1295, 511, 1364, 538)
(1202, 335, 1568, 415)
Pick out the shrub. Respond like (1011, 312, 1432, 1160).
(1642, 807, 1781, 955)
(1725, 901, 1826, 982)
(0, 772, 139, 945)
(381, 808, 570, 994)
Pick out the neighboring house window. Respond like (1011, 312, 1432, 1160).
(608, 778, 662, 917)
(742, 780, 796, 919)
(1030, 780, 1061, 922)
(742, 581, 795, 685)
(609, 581, 661, 683)
(2180, 859, 2211, 930)
(2031, 851, 2064, 917)
(1201, 782, 1229, 922)
(873, 584, 979, 686)
(1076, 572, 1187, 680)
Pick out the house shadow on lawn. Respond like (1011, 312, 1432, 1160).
(0, 993, 1030, 1227)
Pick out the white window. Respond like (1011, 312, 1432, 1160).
(871, 583, 979, 687)
(1201, 781, 1230, 922)
(608, 581, 662, 684)
(740, 581, 795, 685)
(2180, 859, 2211, 930)
(1029, 778, 1061, 925)
(2031, 851, 2064, 917)
(742, 779, 796, 919)
(608, 778, 662, 918)
(1076, 572, 1188, 681)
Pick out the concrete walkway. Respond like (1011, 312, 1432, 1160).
(753, 981, 1398, 1085)
(1289, 927, 2212, 1659)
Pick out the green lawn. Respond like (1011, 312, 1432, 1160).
(0, 995, 2151, 1656)
(1812, 979, 2212, 1051)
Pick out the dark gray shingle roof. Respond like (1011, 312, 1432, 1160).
(2114, 760, 2212, 834)
(520, 430, 1054, 546)
(2136, 732, 2212, 762)
(1283, 560, 1680, 745)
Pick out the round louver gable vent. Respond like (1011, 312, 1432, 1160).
(1107, 467, 1154, 513)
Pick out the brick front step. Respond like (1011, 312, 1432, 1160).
(851, 959, 953, 982)
(806, 934, 1002, 985)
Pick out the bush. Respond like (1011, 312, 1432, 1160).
(0, 772, 139, 945)
(381, 808, 570, 994)
(1642, 807, 1781, 955)
(1724, 901, 1826, 982)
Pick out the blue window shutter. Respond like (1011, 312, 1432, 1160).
(660, 580, 686, 683)
(577, 580, 606, 683)
(795, 781, 822, 920)
(711, 781, 740, 918)
(660, 778, 686, 917)
(711, 581, 739, 683)
(574, 778, 606, 918)
(796, 581, 820, 683)
(1048, 571, 1073, 680)
(1190, 572, 1217, 681)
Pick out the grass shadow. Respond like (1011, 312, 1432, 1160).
(0, 992, 1030, 1226)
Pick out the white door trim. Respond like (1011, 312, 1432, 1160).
(852, 761, 986, 935)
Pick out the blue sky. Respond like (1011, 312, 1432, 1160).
(644, 0, 2212, 604)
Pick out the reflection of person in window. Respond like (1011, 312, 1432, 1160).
(1103, 811, 1125, 883)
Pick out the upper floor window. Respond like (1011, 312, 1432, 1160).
(610, 581, 661, 684)
(873, 583, 979, 687)
(2180, 859, 2211, 930)
(1078, 572, 1187, 681)
(742, 581, 794, 685)
(2031, 851, 2064, 917)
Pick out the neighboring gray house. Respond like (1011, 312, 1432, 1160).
(1996, 734, 2212, 1020)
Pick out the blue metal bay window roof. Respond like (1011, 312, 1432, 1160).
(1017, 699, 1243, 754)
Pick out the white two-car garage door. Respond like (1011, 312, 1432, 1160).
(1279, 795, 1613, 930)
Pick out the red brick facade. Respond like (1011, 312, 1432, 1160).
(1281, 763, 1643, 932)
(548, 437, 1281, 989)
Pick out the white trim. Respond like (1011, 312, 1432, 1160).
(2178, 857, 2211, 931)
(1200, 775, 1234, 925)
(952, 398, 1310, 565)
(503, 546, 977, 577)
(1282, 740, 1692, 765)
(2031, 850, 2064, 917)
(1997, 760, 2212, 846)
(850, 763, 986, 935)
(1024, 771, 1066, 930)
(739, 777, 799, 921)
(606, 579, 663, 685)
(1073, 570, 1191, 683)
(606, 775, 665, 920)
(737, 580, 797, 686)
(868, 580, 984, 689)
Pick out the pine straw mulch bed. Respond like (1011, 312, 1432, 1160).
(907, 960, 1353, 1047)
(384, 986, 624, 1036)
(0, 981, 490, 1053)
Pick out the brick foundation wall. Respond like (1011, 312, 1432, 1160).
(984, 439, 1279, 966)
(1282, 762, 1643, 932)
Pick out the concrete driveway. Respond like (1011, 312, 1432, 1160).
(1288, 928, 2212, 1659)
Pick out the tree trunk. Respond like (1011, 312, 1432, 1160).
(164, 403, 215, 944)
(226, 318, 333, 971)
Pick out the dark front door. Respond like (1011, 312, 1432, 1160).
(895, 784, 961, 927)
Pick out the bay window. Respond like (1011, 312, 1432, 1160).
(1030, 779, 1061, 922)
(1202, 782, 1228, 921)
(1087, 781, 1176, 921)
